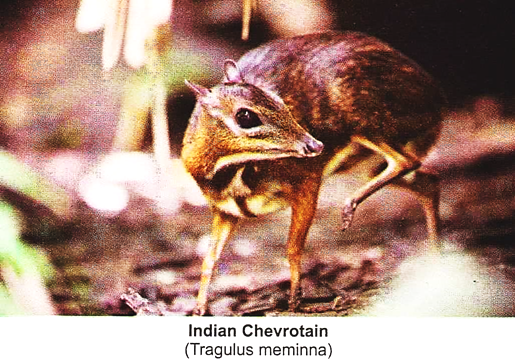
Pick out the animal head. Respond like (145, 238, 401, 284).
(182, 60, 324, 180)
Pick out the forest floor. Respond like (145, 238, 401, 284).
(31, 102, 515, 316)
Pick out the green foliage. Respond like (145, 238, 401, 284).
(0, 151, 70, 216)
(0, 200, 56, 315)
(115, 49, 214, 151)
(151, 48, 214, 92)
(0, 151, 68, 315)
(124, 48, 213, 112)
(0, 284, 25, 315)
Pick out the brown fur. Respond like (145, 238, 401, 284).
(181, 31, 446, 315)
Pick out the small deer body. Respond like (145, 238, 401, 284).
(182, 31, 445, 315)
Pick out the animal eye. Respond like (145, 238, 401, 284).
(235, 109, 262, 129)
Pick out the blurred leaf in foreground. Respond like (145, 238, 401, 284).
(0, 151, 71, 315)
(0, 151, 70, 218)
(0, 201, 56, 315)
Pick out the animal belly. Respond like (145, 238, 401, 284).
(214, 192, 289, 218)
(246, 193, 290, 216)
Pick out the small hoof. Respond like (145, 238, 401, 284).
(341, 199, 357, 230)
(288, 298, 300, 312)
(192, 304, 207, 316)
(288, 287, 302, 312)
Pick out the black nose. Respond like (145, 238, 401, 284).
(304, 135, 324, 156)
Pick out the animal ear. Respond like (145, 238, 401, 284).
(185, 80, 210, 97)
(223, 60, 243, 83)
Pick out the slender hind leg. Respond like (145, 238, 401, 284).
(341, 135, 421, 230)
(392, 169, 440, 251)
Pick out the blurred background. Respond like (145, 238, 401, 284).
(1, 0, 515, 316)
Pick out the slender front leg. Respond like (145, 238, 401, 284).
(341, 135, 421, 230)
(392, 169, 440, 251)
(194, 210, 239, 316)
(287, 176, 322, 311)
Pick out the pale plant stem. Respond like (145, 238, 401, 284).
(242, 0, 254, 40)
(2, 265, 56, 315)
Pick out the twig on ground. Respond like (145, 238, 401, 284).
(120, 288, 175, 316)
